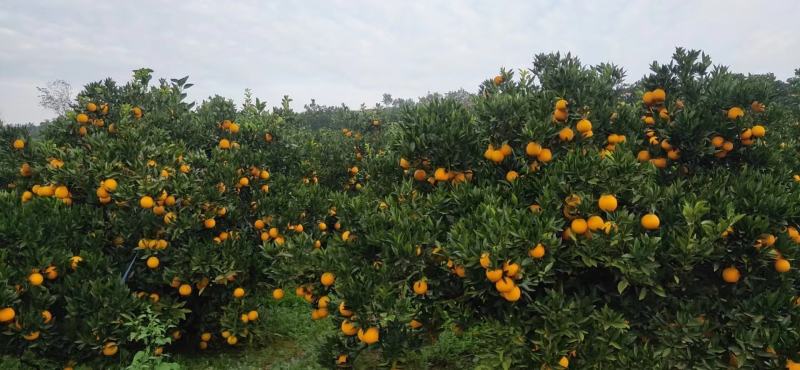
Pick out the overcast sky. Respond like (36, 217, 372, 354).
(1, 1, 798, 124)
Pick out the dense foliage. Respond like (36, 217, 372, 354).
(1, 48, 799, 369)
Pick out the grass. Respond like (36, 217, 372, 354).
(173, 299, 521, 369)
(0, 297, 525, 369)
(174, 296, 331, 370)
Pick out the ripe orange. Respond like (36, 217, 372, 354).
(529, 244, 546, 259)
(486, 269, 503, 282)
(775, 259, 790, 273)
(495, 276, 515, 293)
(503, 261, 520, 277)
(272, 288, 284, 300)
(722, 141, 734, 152)
(434, 168, 449, 181)
(525, 141, 542, 157)
(321, 272, 335, 286)
(657, 108, 669, 120)
(102, 342, 118, 356)
(51, 185, 69, 199)
(489, 149, 505, 164)
(146, 256, 159, 269)
(29, 272, 44, 286)
(44, 265, 58, 280)
(555, 99, 568, 110)
(598, 194, 618, 212)
(499, 143, 513, 156)
(247, 310, 259, 321)
(727, 107, 744, 120)
(102, 179, 118, 192)
(587, 215, 605, 231)
(413, 169, 427, 181)
(483, 145, 494, 160)
(41, 310, 53, 324)
(20, 330, 40, 341)
(739, 128, 753, 140)
(0, 307, 15, 323)
(651, 157, 668, 169)
(751, 125, 766, 138)
(163, 212, 176, 224)
(87, 102, 98, 112)
(178, 284, 192, 296)
(641, 214, 660, 230)
(204, 218, 216, 229)
(76, 113, 89, 124)
(38, 185, 55, 197)
(667, 149, 680, 160)
(576, 119, 592, 133)
(722, 266, 740, 283)
(409, 319, 423, 329)
(553, 109, 568, 122)
(13, 139, 25, 150)
(502, 285, 521, 302)
(413, 280, 428, 295)
(642, 91, 654, 106)
(226, 335, 238, 345)
(559, 127, 575, 141)
(233, 287, 245, 298)
(315, 296, 330, 310)
(652, 88, 666, 103)
(570, 218, 588, 234)
(559, 356, 570, 368)
(505, 171, 519, 182)
(479, 252, 491, 268)
(152, 206, 167, 216)
(139, 196, 154, 209)
(339, 302, 353, 317)
(70, 256, 83, 270)
(537, 148, 552, 163)
(399, 158, 410, 169)
(358, 327, 379, 345)
(341, 320, 358, 336)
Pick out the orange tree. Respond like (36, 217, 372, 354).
(307, 49, 800, 369)
(1, 48, 799, 369)
(0, 69, 328, 368)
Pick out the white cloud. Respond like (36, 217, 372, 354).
(0, 0, 798, 124)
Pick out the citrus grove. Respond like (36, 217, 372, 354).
(1, 49, 800, 369)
